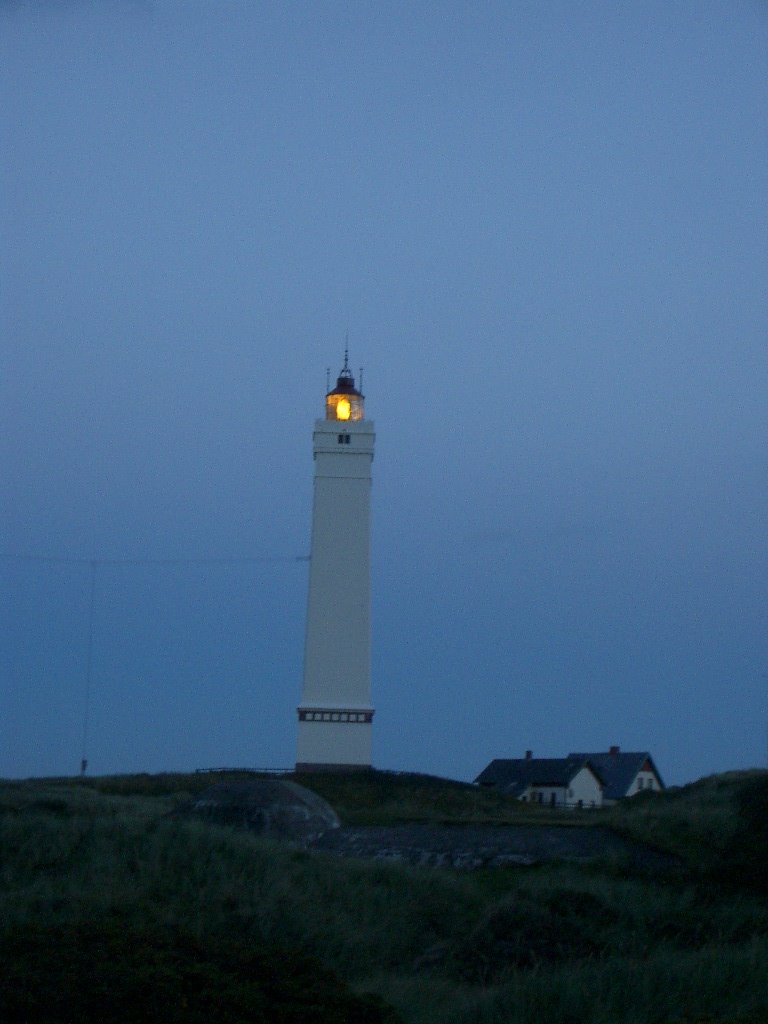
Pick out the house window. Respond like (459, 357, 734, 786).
(638, 778, 644, 790)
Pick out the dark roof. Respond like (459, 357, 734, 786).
(474, 758, 602, 798)
(567, 751, 664, 800)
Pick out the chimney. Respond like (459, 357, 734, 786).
(525, 750, 533, 760)
(609, 745, 620, 756)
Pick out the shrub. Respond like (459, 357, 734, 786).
(0, 917, 403, 1024)
(443, 887, 620, 982)
(717, 774, 768, 894)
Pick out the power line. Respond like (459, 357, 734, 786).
(1, 553, 308, 566)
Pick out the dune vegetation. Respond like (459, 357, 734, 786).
(1, 768, 767, 1024)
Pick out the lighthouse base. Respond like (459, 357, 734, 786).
(295, 706, 373, 771)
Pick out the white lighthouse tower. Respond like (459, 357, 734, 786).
(296, 353, 375, 771)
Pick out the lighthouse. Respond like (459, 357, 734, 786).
(296, 353, 375, 771)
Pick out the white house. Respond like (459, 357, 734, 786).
(567, 747, 665, 804)
(475, 753, 604, 808)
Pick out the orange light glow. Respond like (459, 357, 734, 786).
(336, 397, 351, 420)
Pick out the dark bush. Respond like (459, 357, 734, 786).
(715, 775, 768, 894)
(0, 918, 402, 1024)
(449, 888, 618, 981)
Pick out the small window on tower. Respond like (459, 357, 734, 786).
(337, 433, 351, 444)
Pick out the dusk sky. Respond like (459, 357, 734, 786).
(2, 1, 766, 786)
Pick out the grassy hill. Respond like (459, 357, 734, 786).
(1, 768, 767, 1024)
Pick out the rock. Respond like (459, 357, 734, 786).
(309, 823, 678, 871)
(179, 779, 340, 842)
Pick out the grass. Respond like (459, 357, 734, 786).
(603, 769, 768, 873)
(1, 769, 767, 1023)
(73, 766, 600, 825)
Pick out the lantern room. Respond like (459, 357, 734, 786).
(325, 354, 364, 421)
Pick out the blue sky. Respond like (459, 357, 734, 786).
(2, 1, 766, 785)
